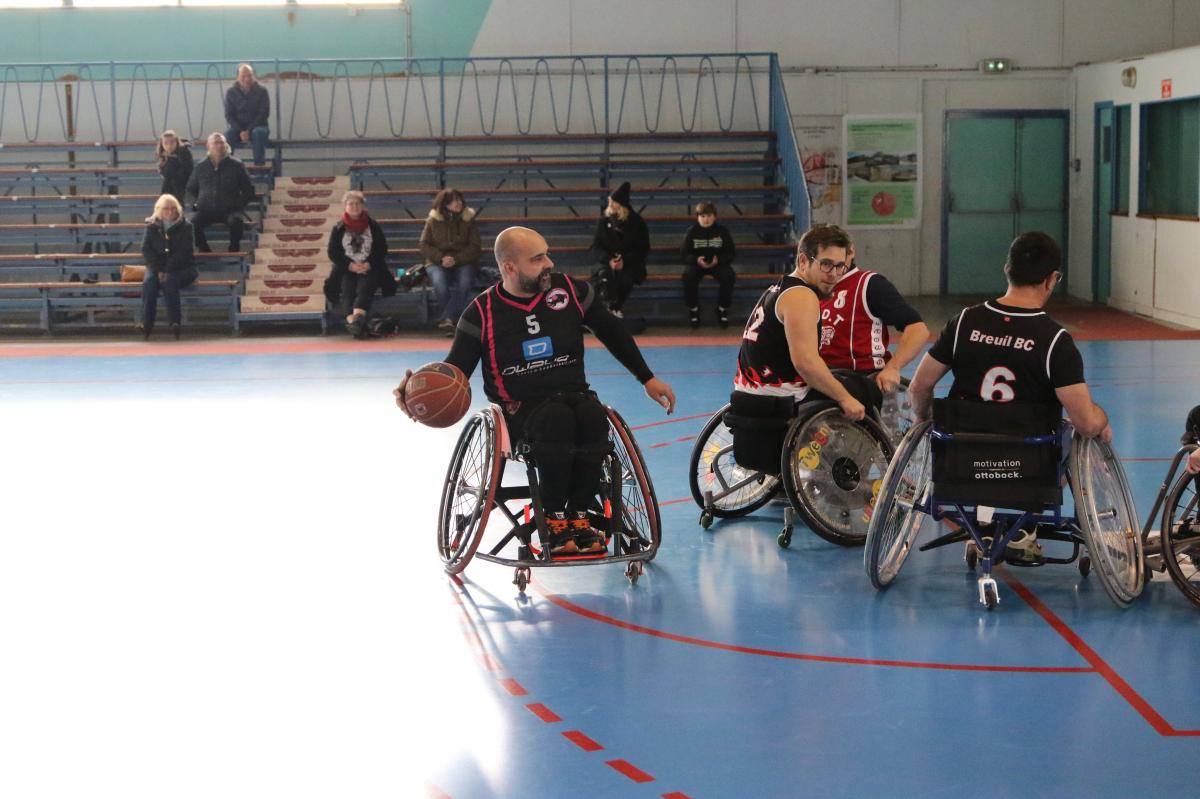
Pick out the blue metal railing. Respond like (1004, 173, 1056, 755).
(768, 54, 812, 235)
(0, 54, 775, 144)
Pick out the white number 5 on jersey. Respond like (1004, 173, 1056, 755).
(525, 314, 540, 335)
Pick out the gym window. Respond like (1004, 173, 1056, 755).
(1139, 97, 1200, 218)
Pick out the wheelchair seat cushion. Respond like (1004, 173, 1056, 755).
(724, 391, 796, 475)
(931, 399, 1063, 512)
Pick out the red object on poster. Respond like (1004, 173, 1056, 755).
(1162, 79, 1173, 99)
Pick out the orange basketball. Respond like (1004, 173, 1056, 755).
(403, 362, 471, 428)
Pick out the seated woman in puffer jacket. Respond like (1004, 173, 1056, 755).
(140, 193, 197, 340)
(419, 188, 482, 335)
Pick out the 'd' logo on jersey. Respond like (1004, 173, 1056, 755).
(545, 288, 569, 311)
(522, 336, 554, 361)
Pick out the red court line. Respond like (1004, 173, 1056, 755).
(497, 677, 528, 697)
(537, 589, 1092, 673)
(526, 703, 562, 723)
(607, 759, 656, 784)
(659, 497, 693, 507)
(629, 411, 715, 431)
(1003, 572, 1200, 737)
(562, 730, 605, 752)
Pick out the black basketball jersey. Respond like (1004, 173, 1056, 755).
(464, 273, 592, 404)
(927, 300, 1085, 408)
(734, 275, 820, 397)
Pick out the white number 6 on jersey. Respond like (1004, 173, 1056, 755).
(981, 366, 1016, 402)
(525, 314, 540, 335)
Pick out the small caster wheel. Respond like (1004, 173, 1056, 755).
(777, 528, 792, 549)
(983, 584, 998, 611)
(1078, 555, 1091, 578)
(513, 567, 530, 594)
(699, 511, 714, 530)
(965, 543, 979, 571)
(625, 561, 642, 586)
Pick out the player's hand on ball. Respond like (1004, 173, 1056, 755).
(394, 369, 415, 419)
(644, 377, 676, 415)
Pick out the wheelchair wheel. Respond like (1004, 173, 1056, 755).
(878, 376, 915, 448)
(437, 408, 503, 574)
(781, 402, 895, 546)
(688, 403, 781, 518)
(1069, 435, 1144, 607)
(603, 407, 662, 561)
(864, 420, 933, 589)
(1160, 466, 1200, 607)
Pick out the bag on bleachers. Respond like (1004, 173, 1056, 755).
(120, 264, 147, 283)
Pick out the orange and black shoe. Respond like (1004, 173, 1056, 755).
(569, 512, 608, 554)
(545, 511, 579, 555)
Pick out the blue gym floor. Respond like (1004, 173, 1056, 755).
(0, 337, 1197, 798)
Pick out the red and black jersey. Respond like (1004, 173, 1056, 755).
(445, 273, 654, 407)
(927, 300, 1085, 410)
(734, 275, 819, 398)
(819, 267, 923, 371)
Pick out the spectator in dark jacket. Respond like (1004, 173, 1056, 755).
(224, 64, 270, 166)
(155, 129, 193, 204)
(140, 194, 197, 340)
(327, 191, 392, 338)
(185, 132, 255, 253)
(591, 181, 650, 317)
(419, 188, 483, 334)
(680, 201, 737, 328)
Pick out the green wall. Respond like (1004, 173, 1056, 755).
(0, 1, 491, 65)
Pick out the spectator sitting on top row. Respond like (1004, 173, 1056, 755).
(224, 63, 270, 167)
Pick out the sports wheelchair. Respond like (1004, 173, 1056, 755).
(688, 381, 899, 548)
(437, 403, 660, 593)
(864, 398, 1144, 610)
(1139, 440, 1200, 606)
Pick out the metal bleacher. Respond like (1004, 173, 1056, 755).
(0, 53, 810, 334)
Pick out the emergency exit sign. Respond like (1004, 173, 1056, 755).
(1162, 79, 1173, 98)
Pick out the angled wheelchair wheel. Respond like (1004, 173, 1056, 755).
(1160, 462, 1200, 607)
(688, 403, 781, 519)
(864, 420, 933, 589)
(878, 376, 915, 449)
(603, 406, 662, 561)
(437, 408, 503, 574)
(781, 402, 895, 547)
(1070, 435, 1144, 607)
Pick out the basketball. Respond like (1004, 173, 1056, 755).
(402, 362, 471, 428)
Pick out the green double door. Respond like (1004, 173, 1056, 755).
(943, 112, 1068, 294)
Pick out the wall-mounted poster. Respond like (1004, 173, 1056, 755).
(843, 115, 921, 228)
(794, 116, 842, 226)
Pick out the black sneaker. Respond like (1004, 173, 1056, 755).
(688, 307, 700, 328)
(717, 307, 730, 328)
(346, 315, 368, 339)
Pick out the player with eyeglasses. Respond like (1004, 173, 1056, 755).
(733, 224, 876, 419)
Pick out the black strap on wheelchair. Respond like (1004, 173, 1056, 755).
(724, 391, 796, 475)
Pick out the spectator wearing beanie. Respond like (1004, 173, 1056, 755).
(591, 181, 650, 316)
(680, 201, 736, 328)
(326, 190, 392, 338)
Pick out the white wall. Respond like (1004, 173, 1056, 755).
(1071, 43, 1200, 327)
(475, 0, 1200, 67)
(473, 0, 1200, 297)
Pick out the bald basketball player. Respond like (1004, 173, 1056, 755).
(396, 227, 675, 555)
